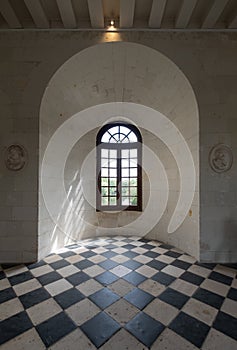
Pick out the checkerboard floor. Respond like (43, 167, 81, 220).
(0, 236, 237, 349)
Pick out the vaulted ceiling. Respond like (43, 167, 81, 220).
(0, 0, 236, 30)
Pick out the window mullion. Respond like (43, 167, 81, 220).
(117, 147, 121, 207)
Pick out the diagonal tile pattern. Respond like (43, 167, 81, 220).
(0, 236, 236, 349)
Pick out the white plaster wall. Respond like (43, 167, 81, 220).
(0, 31, 236, 263)
(39, 41, 199, 260)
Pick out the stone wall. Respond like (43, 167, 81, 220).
(0, 31, 236, 263)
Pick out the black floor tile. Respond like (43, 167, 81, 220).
(0, 287, 16, 304)
(213, 311, 237, 340)
(8, 271, 33, 286)
(0, 271, 5, 280)
(37, 271, 62, 286)
(227, 287, 237, 301)
(58, 251, 76, 258)
(101, 251, 117, 259)
(66, 271, 90, 286)
(74, 259, 94, 270)
(193, 288, 224, 309)
(144, 251, 160, 259)
(151, 272, 176, 286)
(95, 271, 119, 285)
(195, 262, 216, 270)
(122, 251, 139, 259)
(28, 260, 46, 269)
(50, 259, 70, 270)
(180, 271, 204, 286)
(140, 244, 154, 250)
(123, 244, 137, 250)
(138, 238, 150, 243)
(19, 287, 51, 309)
(89, 288, 120, 309)
(208, 271, 233, 286)
(0, 311, 33, 345)
(123, 271, 146, 286)
(80, 311, 120, 348)
(36, 312, 77, 347)
(164, 251, 182, 258)
(54, 288, 85, 309)
(159, 244, 173, 249)
(104, 244, 118, 249)
(124, 288, 154, 309)
(98, 259, 118, 270)
(123, 260, 142, 270)
(80, 251, 97, 259)
(147, 260, 167, 271)
(169, 312, 210, 348)
(125, 312, 165, 347)
(171, 260, 191, 270)
(159, 288, 189, 309)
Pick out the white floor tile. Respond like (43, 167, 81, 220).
(202, 328, 237, 350)
(99, 328, 148, 350)
(151, 328, 198, 350)
(144, 299, 179, 326)
(182, 298, 218, 326)
(0, 298, 24, 321)
(45, 279, 73, 296)
(0, 329, 46, 350)
(105, 299, 139, 325)
(27, 298, 62, 325)
(66, 299, 100, 326)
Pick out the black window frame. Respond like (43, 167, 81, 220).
(96, 122, 142, 212)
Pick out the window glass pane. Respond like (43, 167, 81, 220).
(122, 187, 129, 196)
(128, 132, 138, 142)
(109, 150, 117, 158)
(109, 137, 117, 143)
(109, 187, 117, 196)
(122, 159, 129, 168)
(101, 168, 108, 176)
(101, 159, 108, 167)
(122, 197, 129, 205)
(122, 137, 129, 143)
(130, 187, 137, 196)
(121, 150, 129, 158)
(109, 160, 117, 168)
(122, 168, 129, 177)
(130, 178, 137, 186)
(102, 197, 108, 205)
(108, 126, 119, 136)
(130, 168, 137, 177)
(109, 197, 117, 205)
(101, 132, 110, 143)
(101, 187, 108, 196)
(130, 159, 137, 167)
(122, 178, 129, 186)
(120, 126, 131, 136)
(130, 149, 137, 158)
(130, 197, 137, 206)
(101, 149, 109, 158)
(110, 168, 117, 177)
(109, 178, 117, 186)
(101, 178, 108, 186)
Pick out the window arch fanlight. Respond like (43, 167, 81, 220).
(96, 122, 142, 211)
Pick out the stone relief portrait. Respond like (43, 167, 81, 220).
(209, 144, 233, 173)
(5, 144, 28, 171)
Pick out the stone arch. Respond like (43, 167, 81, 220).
(39, 42, 199, 260)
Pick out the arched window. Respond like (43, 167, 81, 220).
(96, 123, 142, 211)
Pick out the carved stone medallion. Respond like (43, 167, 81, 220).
(5, 144, 28, 171)
(209, 144, 233, 173)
